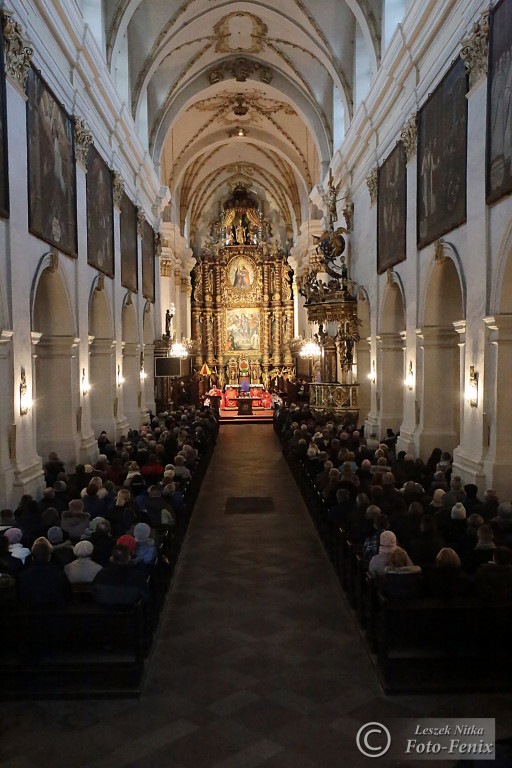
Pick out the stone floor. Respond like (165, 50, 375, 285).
(1, 425, 511, 768)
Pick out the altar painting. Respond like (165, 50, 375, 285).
(226, 309, 260, 351)
(228, 257, 255, 291)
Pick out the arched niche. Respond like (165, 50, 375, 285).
(121, 297, 141, 427)
(377, 280, 405, 434)
(32, 267, 78, 467)
(88, 285, 116, 439)
(419, 254, 464, 457)
(356, 292, 371, 423)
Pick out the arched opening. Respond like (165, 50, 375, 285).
(89, 287, 116, 439)
(32, 268, 78, 468)
(419, 257, 464, 457)
(486, 237, 512, 497)
(378, 282, 405, 435)
(356, 295, 371, 423)
(0, 285, 13, 504)
(143, 305, 156, 415)
(121, 299, 141, 427)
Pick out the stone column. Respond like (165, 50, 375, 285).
(417, 327, 460, 457)
(89, 338, 116, 438)
(482, 316, 512, 498)
(122, 341, 141, 427)
(262, 263, 271, 370)
(143, 342, 155, 415)
(377, 332, 404, 435)
(35, 336, 80, 469)
(0, 332, 14, 505)
(3, 17, 44, 500)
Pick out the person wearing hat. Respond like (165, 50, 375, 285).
(92, 544, 149, 606)
(47, 526, 75, 568)
(0, 534, 24, 576)
(133, 523, 156, 564)
(61, 500, 90, 542)
(64, 541, 103, 583)
(427, 488, 446, 515)
(369, 530, 411, 578)
(4, 528, 31, 564)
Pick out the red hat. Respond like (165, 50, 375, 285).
(116, 534, 136, 555)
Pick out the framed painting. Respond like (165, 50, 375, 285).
(228, 256, 255, 291)
(87, 145, 114, 277)
(26, 68, 77, 255)
(120, 190, 138, 292)
(226, 308, 260, 352)
(417, 58, 468, 249)
(142, 219, 155, 302)
(0, 27, 9, 219)
(487, 0, 512, 205)
(377, 141, 406, 274)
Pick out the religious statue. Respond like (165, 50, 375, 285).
(218, 369, 226, 390)
(165, 308, 172, 337)
(235, 221, 246, 245)
(262, 370, 271, 392)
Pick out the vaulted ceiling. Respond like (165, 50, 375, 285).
(104, 0, 383, 248)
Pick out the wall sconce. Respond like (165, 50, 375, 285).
(19, 368, 31, 415)
(140, 351, 146, 381)
(405, 360, 414, 390)
(117, 364, 124, 387)
(81, 368, 89, 396)
(468, 366, 478, 407)
(368, 360, 376, 384)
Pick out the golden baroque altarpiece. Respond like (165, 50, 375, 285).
(191, 184, 294, 383)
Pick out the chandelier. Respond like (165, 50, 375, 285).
(169, 338, 192, 358)
(300, 339, 322, 358)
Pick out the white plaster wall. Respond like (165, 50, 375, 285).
(322, 0, 512, 496)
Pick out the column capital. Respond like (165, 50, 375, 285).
(485, 314, 512, 341)
(400, 113, 418, 163)
(74, 118, 93, 171)
(366, 167, 378, 207)
(1, 10, 33, 97)
(460, 9, 490, 91)
(416, 326, 457, 346)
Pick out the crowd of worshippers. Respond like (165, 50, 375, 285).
(0, 407, 218, 607)
(277, 404, 512, 602)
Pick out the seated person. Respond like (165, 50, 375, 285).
(4, 527, 31, 564)
(133, 523, 157, 564)
(369, 531, 401, 578)
(423, 547, 473, 599)
(47, 525, 75, 568)
(90, 519, 114, 567)
(18, 537, 72, 607)
(61, 500, 90, 542)
(475, 546, 512, 603)
(92, 544, 149, 605)
(382, 547, 422, 599)
(408, 515, 445, 567)
(64, 540, 103, 583)
(0, 533, 23, 576)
